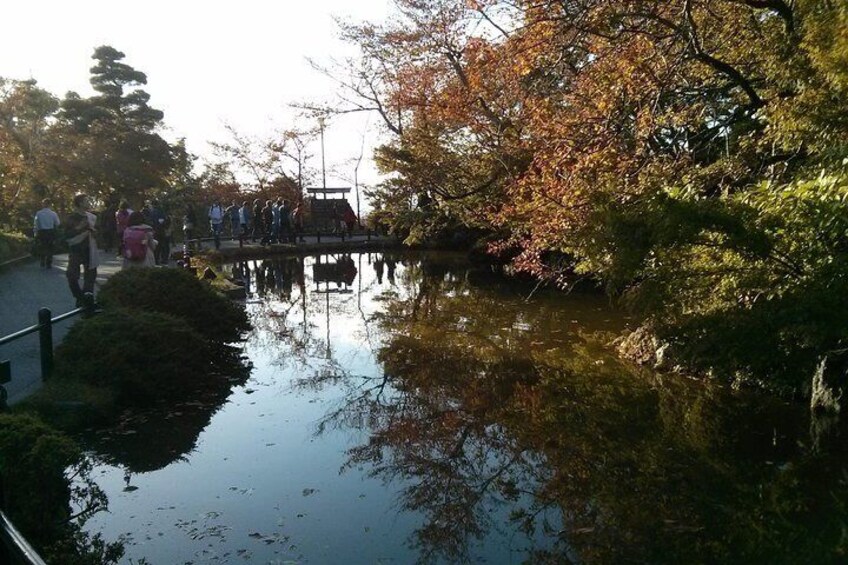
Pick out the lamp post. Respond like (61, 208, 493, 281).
(354, 164, 361, 228)
(318, 116, 327, 197)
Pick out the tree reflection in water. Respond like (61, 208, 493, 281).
(288, 252, 847, 564)
(86, 346, 252, 473)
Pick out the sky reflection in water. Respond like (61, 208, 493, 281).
(84, 252, 847, 564)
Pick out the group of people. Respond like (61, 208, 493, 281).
(33, 195, 176, 306)
(207, 198, 305, 249)
(115, 199, 173, 266)
(33, 194, 102, 307)
(30, 192, 342, 306)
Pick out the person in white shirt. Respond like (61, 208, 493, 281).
(208, 200, 225, 249)
(33, 198, 61, 268)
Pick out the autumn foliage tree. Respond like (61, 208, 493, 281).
(337, 0, 848, 388)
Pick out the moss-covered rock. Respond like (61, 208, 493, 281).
(97, 267, 250, 343)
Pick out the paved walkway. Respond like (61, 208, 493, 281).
(0, 251, 124, 404)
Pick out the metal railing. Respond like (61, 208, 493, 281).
(0, 510, 47, 565)
(0, 293, 97, 409)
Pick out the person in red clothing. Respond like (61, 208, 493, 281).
(115, 200, 133, 258)
(342, 204, 357, 235)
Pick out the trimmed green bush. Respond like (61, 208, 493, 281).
(18, 378, 119, 431)
(0, 230, 31, 263)
(97, 267, 250, 343)
(54, 309, 212, 403)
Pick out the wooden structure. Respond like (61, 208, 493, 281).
(305, 187, 355, 231)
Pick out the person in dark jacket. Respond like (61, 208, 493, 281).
(261, 200, 274, 245)
(64, 193, 99, 306)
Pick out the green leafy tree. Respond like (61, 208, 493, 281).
(56, 45, 174, 205)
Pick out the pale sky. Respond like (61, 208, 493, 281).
(2, 0, 394, 205)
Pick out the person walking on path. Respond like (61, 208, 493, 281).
(226, 201, 240, 240)
(342, 203, 357, 236)
(261, 200, 274, 246)
(122, 211, 157, 269)
(100, 201, 117, 253)
(251, 199, 263, 243)
(238, 201, 251, 247)
(209, 200, 225, 249)
(156, 213, 172, 265)
(292, 202, 304, 242)
(33, 198, 61, 269)
(183, 206, 197, 251)
(149, 200, 168, 264)
(64, 193, 99, 306)
(115, 200, 132, 258)
(280, 199, 292, 243)
(271, 199, 282, 243)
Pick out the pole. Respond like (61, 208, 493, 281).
(318, 117, 327, 196)
(355, 167, 361, 230)
(38, 308, 53, 381)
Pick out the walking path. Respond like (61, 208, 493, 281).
(0, 232, 392, 405)
(0, 252, 123, 404)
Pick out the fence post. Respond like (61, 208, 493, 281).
(38, 308, 53, 381)
(0, 360, 9, 411)
(367, 229, 371, 242)
(83, 292, 95, 317)
(317, 230, 321, 243)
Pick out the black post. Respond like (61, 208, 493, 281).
(83, 292, 95, 317)
(38, 308, 53, 381)
(0, 360, 8, 412)
(367, 229, 371, 242)
(317, 230, 321, 243)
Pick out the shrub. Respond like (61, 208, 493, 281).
(54, 309, 212, 403)
(97, 267, 250, 343)
(0, 230, 31, 263)
(0, 413, 122, 563)
(18, 378, 119, 431)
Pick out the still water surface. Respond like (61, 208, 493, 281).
(84, 252, 847, 563)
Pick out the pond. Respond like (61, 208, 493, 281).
(83, 251, 847, 564)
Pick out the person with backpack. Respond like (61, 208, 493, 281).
(208, 200, 225, 249)
(122, 211, 156, 269)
